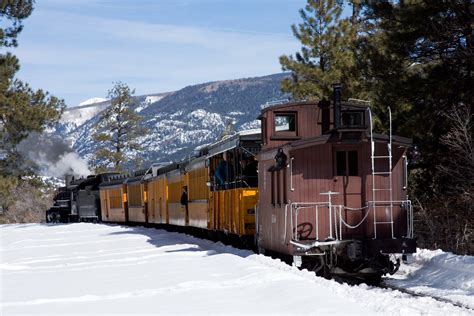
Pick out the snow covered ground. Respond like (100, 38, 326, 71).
(1, 224, 472, 315)
(386, 248, 474, 309)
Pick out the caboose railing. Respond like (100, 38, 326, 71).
(286, 199, 414, 247)
(285, 202, 331, 242)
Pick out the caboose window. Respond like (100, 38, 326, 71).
(274, 113, 296, 132)
(340, 111, 365, 128)
(335, 150, 358, 176)
(348, 151, 358, 176)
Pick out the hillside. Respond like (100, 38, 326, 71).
(58, 73, 289, 167)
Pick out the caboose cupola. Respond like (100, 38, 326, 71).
(259, 85, 374, 151)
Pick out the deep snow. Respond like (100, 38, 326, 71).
(386, 248, 474, 309)
(1, 223, 472, 315)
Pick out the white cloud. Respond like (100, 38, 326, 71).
(11, 8, 300, 106)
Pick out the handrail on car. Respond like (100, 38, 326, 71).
(286, 199, 413, 243)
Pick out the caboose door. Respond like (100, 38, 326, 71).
(332, 147, 364, 238)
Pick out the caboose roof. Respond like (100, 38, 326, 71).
(258, 100, 367, 118)
(259, 132, 412, 156)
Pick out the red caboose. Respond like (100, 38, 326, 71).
(256, 86, 415, 280)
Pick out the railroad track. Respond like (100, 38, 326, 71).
(380, 281, 473, 311)
(331, 274, 472, 311)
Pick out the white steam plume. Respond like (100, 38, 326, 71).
(17, 132, 91, 178)
(44, 152, 90, 178)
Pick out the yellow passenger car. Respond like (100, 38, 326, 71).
(147, 163, 176, 225)
(207, 130, 261, 237)
(186, 157, 210, 229)
(166, 164, 188, 227)
(125, 170, 149, 224)
(99, 174, 129, 223)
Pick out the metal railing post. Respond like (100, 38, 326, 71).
(339, 206, 342, 241)
(290, 157, 295, 191)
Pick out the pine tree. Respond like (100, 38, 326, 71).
(358, 1, 473, 254)
(1, 54, 64, 153)
(360, 1, 473, 135)
(279, 0, 363, 101)
(1, 1, 65, 177)
(0, 1, 65, 217)
(220, 119, 236, 140)
(0, 0, 34, 47)
(92, 82, 148, 173)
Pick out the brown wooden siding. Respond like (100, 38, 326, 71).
(261, 103, 322, 150)
(257, 138, 409, 256)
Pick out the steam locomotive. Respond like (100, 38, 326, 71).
(46, 173, 116, 223)
(48, 86, 416, 282)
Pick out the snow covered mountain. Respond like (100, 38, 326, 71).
(58, 99, 110, 136)
(78, 97, 108, 106)
(57, 73, 289, 167)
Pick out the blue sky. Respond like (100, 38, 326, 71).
(10, 0, 309, 107)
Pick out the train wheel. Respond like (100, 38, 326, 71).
(47, 212, 59, 224)
(301, 256, 330, 278)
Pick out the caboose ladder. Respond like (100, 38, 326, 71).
(368, 107, 394, 239)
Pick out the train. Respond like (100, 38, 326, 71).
(47, 86, 416, 283)
(46, 173, 113, 223)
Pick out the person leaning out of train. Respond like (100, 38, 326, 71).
(241, 156, 258, 187)
(180, 186, 188, 212)
(268, 148, 287, 172)
(215, 152, 233, 189)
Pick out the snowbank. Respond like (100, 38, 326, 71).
(386, 248, 474, 309)
(1, 224, 471, 315)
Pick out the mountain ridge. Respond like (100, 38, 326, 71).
(56, 72, 289, 168)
